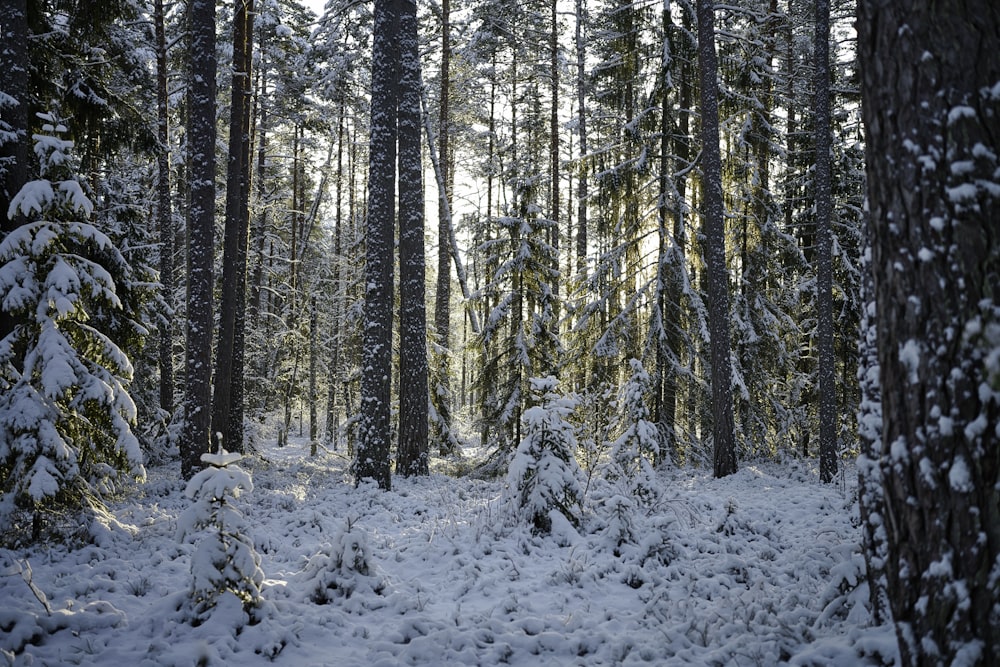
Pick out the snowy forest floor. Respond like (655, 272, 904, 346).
(2, 429, 900, 666)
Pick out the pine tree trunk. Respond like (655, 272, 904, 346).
(434, 0, 453, 444)
(396, 0, 429, 477)
(212, 0, 254, 454)
(696, 0, 737, 478)
(859, 0, 1000, 662)
(182, 0, 217, 478)
(813, 0, 837, 483)
(357, 0, 400, 490)
(152, 0, 175, 418)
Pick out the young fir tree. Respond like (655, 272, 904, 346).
(505, 376, 583, 535)
(608, 359, 661, 505)
(0, 117, 145, 543)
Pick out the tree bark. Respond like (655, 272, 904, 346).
(859, 0, 1000, 663)
(153, 0, 175, 418)
(357, 0, 400, 490)
(696, 0, 737, 478)
(181, 0, 217, 478)
(212, 0, 254, 454)
(813, 0, 837, 482)
(397, 0, 429, 477)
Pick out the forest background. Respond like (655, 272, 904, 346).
(0, 0, 997, 665)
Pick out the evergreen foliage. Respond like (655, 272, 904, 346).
(505, 376, 583, 534)
(176, 450, 263, 623)
(0, 118, 145, 544)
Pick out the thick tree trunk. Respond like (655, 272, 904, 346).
(212, 0, 254, 454)
(357, 0, 400, 490)
(696, 0, 737, 478)
(182, 0, 217, 478)
(397, 0, 429, 477)
(859, 0, 1000, 663)
(813, 0, 836, 482)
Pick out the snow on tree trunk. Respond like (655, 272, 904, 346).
(356, 0, 399, 491)
(859, 0, 1000, 662)
(696, 0, 737, 478)
(181, 0, 217, 480)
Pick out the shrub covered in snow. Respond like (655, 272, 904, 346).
(299, 519, 385, 604)
(505, 376, 584, 534)
(0, 116, 145, 545)
(176, 451, 263, 624)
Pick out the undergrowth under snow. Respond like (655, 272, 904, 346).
(1, 435, 899, 666)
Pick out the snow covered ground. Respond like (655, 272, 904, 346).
(2, 434, 899, 666)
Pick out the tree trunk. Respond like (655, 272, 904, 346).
(212, 0, 254, 454)
(859, 0, 1000, 663)
(152, 0, 175, 418)
(397, 0, 429, 477)
(182, 0, 217, 478)
(813, 0, 837, 483)
(357, 0, 400, 490)
(434, 0, 453, 441)
(696, 0, 737, 478)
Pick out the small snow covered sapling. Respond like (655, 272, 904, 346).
(176, 451, 264, 623)
(0, 115, 145, 544)
(505, 376, 584, 535)
(607, 358, 662, 506)
(300, 518, 384, 603)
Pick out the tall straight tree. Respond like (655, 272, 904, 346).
(212, 0, 254, 454)
(181, 0, 217, 478)
(357, 0, 400, 490)
(813, 0, 836, 482)
(696, 0, 737, 477)
(396, 0, 429, 477)
(859, 0, 1000, 664)
(433, 0, 454, 443)
(153, 0, 175, 417)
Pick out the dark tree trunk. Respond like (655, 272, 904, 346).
(696, 0, 737, 478)
(814, 0, 837, 482)
(212, 0, 254, 454)
(182, 0, 217, 478)
(859, 0, 1000, 663)
(434, 0, 453, 441)
(397, 0, 429, 477)
(153, 0, 175, 418)
(357, 0, 400, 490)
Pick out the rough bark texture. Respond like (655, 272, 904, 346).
(859, 0, 1000, 663)
(813, 0, 837, 483)
(181, 0, 217, 479)
(696, 0, 737, 478)
(434, 0, 454, 441)
(153, 0, 175, 417)
(357, 0, 400, 490)
(212, 0, 254, 454)
(397, 0, 429, 477)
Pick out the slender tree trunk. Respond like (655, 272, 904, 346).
(574, 0, 588, 279)
(212, 0, 254, 454)
(357, 0, 400, 489)
(813, 0, 836, 483)
(696, 0, 737, 478)
(859, 0, 1000, 663)
(152, 0, 175, 418)
(434, 0, 454, 439)
(182, 0, 217, 478)
(397, 0, 429, 477)
(309, 296, 318, 455)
